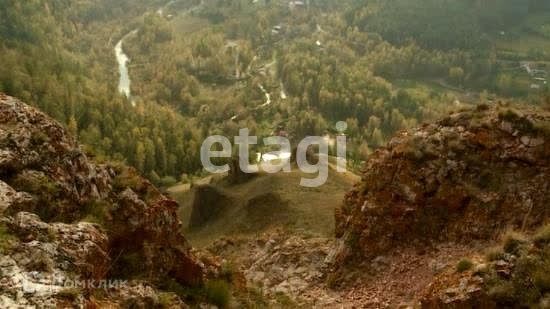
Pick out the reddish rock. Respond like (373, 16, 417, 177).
(334, 105, 550, 264)
(0, 94, 204, 307)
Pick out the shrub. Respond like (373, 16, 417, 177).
(159, 277, 204, 304)
(11, 171, 64, 221)
(157, 292, 177, 308)
(533, 224, 550, 247)
(56, 288, 81, 301)
(27, 250, 54, 272)
(485, 246, 505, 261)
(219, 262, 235, 283)
(0, 223, 16, 254)
(456, 259, 474, 273)
(488, 281, 516, 304)
(204, 280, 230, 308)
(533, 265, 550, 292)
(533, 120, 550, 137)
(274, 292, 298, 307)
(237, 287, 269, 308)
(498, 108, 537, 134)
(476, 103, 490, 112)
(483, 231, 550, 306)
(502, 231, 527, 254)
(30, 131, 49, 146)
(111, 252, 142, 279)
(113, 168, 142, 191)
(12, 171, 59, 196)
(160, 176, 177, 188)
(82, 200, 111, 226)
(326, 271, 342, 289)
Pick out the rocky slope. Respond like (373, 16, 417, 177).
(420, 225, 550, 307)
(335, 104, 549, 264)
(170, 102, 550, 308)
(0, 94, 204, 307)
(5, 92, 547, 307)
(326, 103, 550, 306)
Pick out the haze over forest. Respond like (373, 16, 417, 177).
(0, 0, 548, 183)
(0, 0, 549, 307)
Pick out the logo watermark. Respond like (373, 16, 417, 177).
(21, 274, 128, 294)
(201, 122, 348, 187)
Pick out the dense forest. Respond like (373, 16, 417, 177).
(0, 0, 549, 184)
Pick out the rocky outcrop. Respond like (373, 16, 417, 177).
(421, 227, 550, 307)
(0, 212, 110, 307)
(0, 94, 203, 306)
(208, 230, 341, 307)
(334, 104, 550, 264)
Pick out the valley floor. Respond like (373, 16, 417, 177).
(168, 168, 494, 307)
(205, 227, 490, 307)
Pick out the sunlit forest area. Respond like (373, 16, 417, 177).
(1, 0, 549, 185)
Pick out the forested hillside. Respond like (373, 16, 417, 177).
(1, 1, 550, 307)
(0, 0, 548, 184)
(0, 0, 204, 185)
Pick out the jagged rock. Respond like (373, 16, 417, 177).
(334, 105, 550, 263)
(0, 211, 109, 307)
(0, 180, 31, 213)
(210, 230, 332, 302)
(420, 230, 550, 308)
(0, 94, 202, 306)
(420, 265, 495, 308)
(90, 281, 190, 308)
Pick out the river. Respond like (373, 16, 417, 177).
(114, 0, 204, 106)
(115, 30, 137, 106)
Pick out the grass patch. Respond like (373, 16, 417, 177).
(112, 166, 143, 192)
(159, 277, 231, 308)
(157, 292, 179, 308)
(482, 227, 550, 306)
(502, 231, 528, 254)
(326, 271, 343, 289)
(236, 287, 270, 308)
(487, 280, 516, 304)
(219, 262, 236, 283)
(498, 108, 550, 136)
(485, 246, 505, 261)
(534, 224, 550, 247)
(456, 259, 474, 273)
(205, 280, 231, 308)
(82, 200, 112, 226)
(0, 222, 16, 254)
(56, 288, 81, 301)
(10, 171, 65, 221)
(533, 120, 550, 137)
(274, 292, 298, 307)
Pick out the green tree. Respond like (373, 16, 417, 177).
(449, 67, 465, 86)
